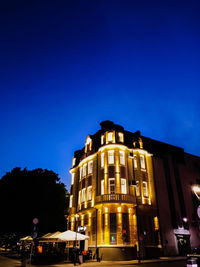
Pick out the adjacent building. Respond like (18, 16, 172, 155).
(67, 121, 200, 260)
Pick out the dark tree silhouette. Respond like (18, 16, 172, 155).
(0, 167, 68, 237)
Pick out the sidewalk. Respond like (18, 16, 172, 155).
(42, 256, 187, 267)
(0, 254, 187, 267)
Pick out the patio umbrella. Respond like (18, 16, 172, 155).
(20, 236, 33, 241)
(58, 230, 89, 241)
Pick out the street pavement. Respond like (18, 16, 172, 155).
(0, 255, 187, 267)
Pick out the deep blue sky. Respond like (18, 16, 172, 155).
(0, 0, 200, 190)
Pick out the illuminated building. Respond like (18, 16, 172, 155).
(67, 121, 200, 260)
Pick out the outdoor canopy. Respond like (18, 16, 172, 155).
(57, 230, 89, 241)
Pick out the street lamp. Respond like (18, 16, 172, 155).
(132, 180, 141, 264)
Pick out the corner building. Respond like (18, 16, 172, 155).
(68, 121, 200, 260)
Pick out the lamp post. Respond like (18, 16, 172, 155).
(132, 180, 141, 264)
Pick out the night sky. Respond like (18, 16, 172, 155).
(0, 0, 200, 190)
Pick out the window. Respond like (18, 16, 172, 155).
(108, 132, 113, 142)
(143, 181, 148, 197)
(121, 178, 127, 194)
(85, 137, 92, 152)
(101, 135, 104, 145)
(80, 167, 82, 180)
(83, 164, 87, 177)
(119, 151, 125, 165)
(140, 155, 146, 169)
(136, 181, 140, 196)
(101, 180, 104, 195)
(122, 213, 130, 243)
(133, 155, 137, 168)
(69, 195, 73, 208)
(81, 188, 86, 202)
(110, 213, 117, 243)
(118, 132, 124, 143)
(88, 161, 93, 174)
(87, 186, 92, 200)
(72, 157, 76, 167)
(71, 173, 75, 185)
(109, 178, 115, 195)
(101, 153, 104, 167)
(78, 191, 81, 205)
(108, 150, 114, 164)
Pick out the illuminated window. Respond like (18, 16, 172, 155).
(80, 167, 82, 180)
(108, 150, 114, 164)
(119, 151, 125, 165)
(72, 157, 76, 167)
(121, 178, 127, 194)
(71, 173, 75, 185)
(85, 137, 92, 152)
(140, 155, 146, 169)
(101, 135, 104, 145)
(109, 178, 115, 195)
(78, 190, 81, 204)
(118, 132, 124, 143)
(101, 180, 104, 195)
(87, 186, 92, 200)
(83, 164, 87, 177)
(133, 155, 137, 168)
(108, 132, 113, 142)
(88, 161, 93, 174)
(136, 181, 140, 196)
(82, 188, 86, 202)
(143, 181, 148, 197)
(69, 195, 73, 208)
(101, 153, 104, 167)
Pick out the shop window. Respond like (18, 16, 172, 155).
(108, 150, 114, 164)
(121, 178, 127, 194)
(88, 160, 93, 174)
(101, 180, 104, 195)
(87, 186, 92, 201)
(143, 181, 148, 197)
(118, 132, 124, 143)
(101, 153, 104, 167)
(122, 213, 130, 243)
(110, 213, 117, 244)
(119, 151, 125, 165)
(140, 155, 146, 169)
(69, 195, 73, 208)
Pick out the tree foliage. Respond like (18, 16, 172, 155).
(0, 167, 68, 237)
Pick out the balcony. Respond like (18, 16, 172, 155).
(95, 194, 136, 204)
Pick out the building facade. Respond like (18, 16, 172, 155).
(67, 121, 200, 260)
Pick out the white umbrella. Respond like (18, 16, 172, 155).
(20, 236, 33, 241)
(58, 230, 89, 241)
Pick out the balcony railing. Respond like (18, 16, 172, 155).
(95, 194, 136, 204)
